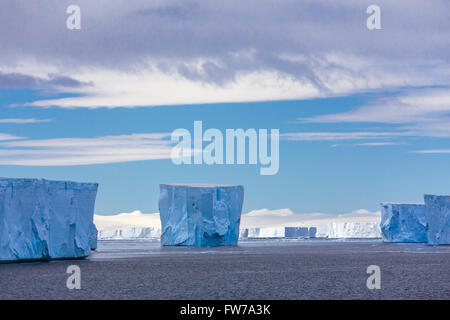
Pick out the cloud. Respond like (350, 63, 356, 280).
(302, 88, 450, 125)
(0, 133, 23, 141)
(296, 88, 450, 142)
(355, 142, 403, 147)
(0, 72, 92, 89)
(0, 133, 177, 166)
(280, 131, 409, 141)
(0, 1, 449, 107)
(410, 149, 450, 154)
(94, 211, 161, 230)
(0, 118, 52, 124)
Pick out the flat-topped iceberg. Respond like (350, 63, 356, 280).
(158, 184, 244, 246)
(380, 203, 427, 243)
(98, 226, 161, 240)
(424, 195, 450, 245)
(0, 178, 98, 262)
(316, 222, 381, 238)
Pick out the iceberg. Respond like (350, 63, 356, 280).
(158, 184, 244, 246)
(0, 178, 98, 262)
(424, 195, 450, 245)
(380, 203, 427, 243)
(98, 227, 161, 240)
(285, 227, 309, 238)
(316, 222, 381, 239)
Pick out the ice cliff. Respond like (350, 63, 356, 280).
(98, 227, 161, 240)
(424, 195, 450, 245)
(97, 223, 381, 240)
(0, 178, 98, 262)
(315, 222, 381, 238)
(158, 184, 244, 246)
(380, 203, 427, 243)
(237, 224, 379, 239)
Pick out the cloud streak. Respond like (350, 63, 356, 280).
(0, 133, 177, 166)
(0, 118, 52, 124)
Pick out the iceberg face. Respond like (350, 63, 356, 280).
(380, 203, 427, 243)
(98, 227, 161, 240)
(316, 222, 381, 239)
(285, 227, 309, 238)
(424, 195, 450, 245)
(89, 223, 98, 250)
(159, 184, 244, 247)
(0, 178, 98, 262)
(239, 226, 317, 239)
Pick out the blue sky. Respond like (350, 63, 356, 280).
(1, 1, 450, 217)
(2, 88, 450, 215)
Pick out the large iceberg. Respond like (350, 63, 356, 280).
(424, 195, 450, 245)
(0, 178, 98, 262)
(380, 203, 427, 243)
(316, 222, 381, 239)
(98, 227, 161, 240)
(158, 184, 244, 246)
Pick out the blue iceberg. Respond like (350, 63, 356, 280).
(424, 195, 450, 245)
(0, 178, 98, 262)
(158, 184, 244, 246)
(380, 203, 427, 243)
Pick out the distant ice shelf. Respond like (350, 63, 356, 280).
(97, 222, 382, 240)
(0, 178, 98, 262)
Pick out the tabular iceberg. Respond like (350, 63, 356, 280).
(380, 203, 427, 243)
(424, 195, 450, 245)
(159, 184, 244, 247)
(0, 178, 98, 262)
(316, 222, 381, 239)
(98, 227, 161, 240)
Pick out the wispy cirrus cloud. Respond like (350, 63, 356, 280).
(410, 149, 450, 154)
(0, 133, 177, 166)
(0, 133, 23, 141)
(0, 118, 52, 124)
(280, 131, 411, 141)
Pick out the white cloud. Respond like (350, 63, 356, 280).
(410, 149, 450, 154)
(0, 118, 52, 124)
(355, 142, 403, 147)
(0, 133, 177, 166)
(280, 131, 409, 141)
(0, 133, 23, 141)
(302, 88, 450, 125)
(94, 211, 161, 230)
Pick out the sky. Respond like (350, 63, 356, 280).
(1, 1, 450, 222)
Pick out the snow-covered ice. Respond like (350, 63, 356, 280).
(98, 227, 161, 240)
(424, 195, 450, 245)
(0, 178, 98, 262)
(158, 184, 244, 246)
(316, 222, 381, 239)
(380, 203, 427, 243)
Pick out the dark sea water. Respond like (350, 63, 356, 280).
(0, 239, 449, 299)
